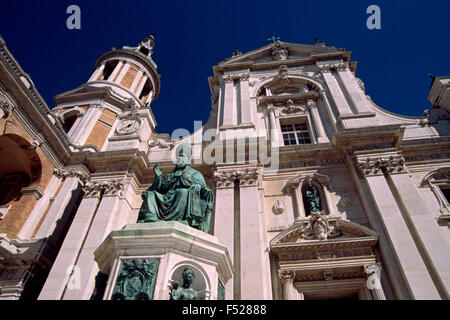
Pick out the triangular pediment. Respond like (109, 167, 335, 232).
(270, 218, 378, 251)
(219, 41, 346, 66)
(55, 84, 110, 98)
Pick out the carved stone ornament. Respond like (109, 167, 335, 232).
(0, 96, 13, 118)
(420, 107, 450, 127)
(298, 211, 342, 240)
(278, 270, 295, 281)
(214, 171, 237, 189)
(272, 199, 285, 215)
(357, 155, 406, 176)
(364, 263, 381, 276)
(116, 118, 141, 136)
(271, 42, 288, 61)
(111, 258, 159, 300)
(53, 168, 89, 184)
(317, 62, 348, 73)
(84, 180, 124, 197)
(236, 168, 262, 186)
(148, 134, 174, 149)
(223, 72, 250, 83)
(277, 65, 289, 85)
(280, 100, 307, 115)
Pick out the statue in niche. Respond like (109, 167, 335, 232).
(304, 180, 321, 213)
(169, 267, 199, 300)
(137, 143, 214, 232)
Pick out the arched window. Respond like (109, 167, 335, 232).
(59, 108, 84, 135)
(421, 167, 450, 226)
(258, 77, 328, 146)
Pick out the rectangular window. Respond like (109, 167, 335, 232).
(281, 122, 311, 145)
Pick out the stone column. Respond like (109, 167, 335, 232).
(237, 168, 271, 299)
(384, 159, 450, 298)
(38, 184, 102, 300)
(319, 65, 353, 115)
(107, 60, 124, 82)
(336, 67, 371, 113)
(286, 180, 304, 220)
(279, 270, 296, 300)
(62, 181, 124, 300)
(356, 156, 441, 299)
(18, 174, 63, 239)
(34, 169, 87, 239)
(319, 90, 338, 133)
(307, 99, 328, 143)
(89, 63, 106, 82)
(268, 105, 279, 146)
(221, 76, 235, 127)
(239, 74, 252, 125)
(69, 104, 103, 145)
(322, 184, 335, 216)
(129, 69, 143, 93)
(213, 170, 237, 299)
(115, 62, 130, 84)
(364, 263, 386, 300)
(135, 74, 148, 97)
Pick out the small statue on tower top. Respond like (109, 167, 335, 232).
(123, 34, 155, 58)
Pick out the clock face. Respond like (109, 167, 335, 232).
(116, 119, 141, 135)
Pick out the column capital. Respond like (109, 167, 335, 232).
(317, 61, 348, 73)
(90, 103, 105, 112)
(214, 170, 237, 189)
(356, 155, 407, 177)
(278, 270, 295, 282)
(237, 168, 262, 187)
(83, 179, 124, 198)
(53, 168, 89, 184)
(222, 71, 249, 83)
(364, 263, 382, 275)
(306, 99, 317, 109)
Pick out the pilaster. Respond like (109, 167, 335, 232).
(34, 169, 88, 239)
(355, 154, 441, 299)
(318, 63, 353, 116)
(237, 168, 271, 299)
(213, 170, 237, 299)
(386, 165, 450, 298)
(62, 181, 124, 300)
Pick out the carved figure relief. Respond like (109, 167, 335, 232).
(111, 258, 159, 300)
(273, 199, 285, 215)
(299, 211, 342, 240)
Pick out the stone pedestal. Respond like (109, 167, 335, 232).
(94, 221, 233, 300)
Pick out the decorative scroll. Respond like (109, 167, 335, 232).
(357, 155, 406, 177)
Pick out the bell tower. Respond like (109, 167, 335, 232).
(52, 35, 161, 152)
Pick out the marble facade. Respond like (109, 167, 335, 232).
(0, 35, 449, 300)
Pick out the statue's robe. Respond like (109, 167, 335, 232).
(138, 165, 213, 232)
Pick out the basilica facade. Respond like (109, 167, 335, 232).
(0, 35, 449, 300)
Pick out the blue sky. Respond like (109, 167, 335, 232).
(1, 0, 449, 134)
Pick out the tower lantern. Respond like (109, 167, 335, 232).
(88, 35, 161, 107)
